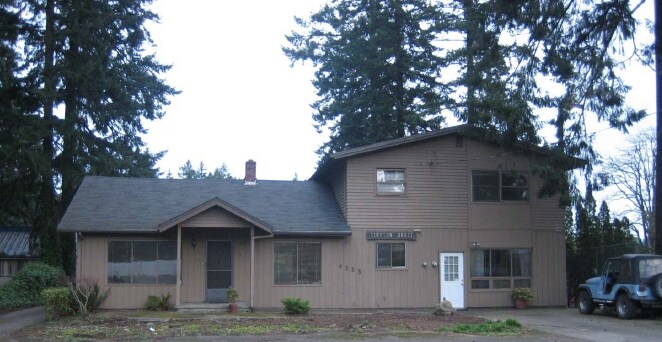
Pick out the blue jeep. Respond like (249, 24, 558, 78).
(577, 254, 662, 319)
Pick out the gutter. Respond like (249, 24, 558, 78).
(272, 231, 352, 237)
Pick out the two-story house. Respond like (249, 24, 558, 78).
(58, 125, 580, 309)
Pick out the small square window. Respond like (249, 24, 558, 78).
(472, 171, 499, 201)
(502, 172, 528, 201)
(377, 169, 405, 193)
(377, 242, 405, 268)
(472, 170, 529, 202)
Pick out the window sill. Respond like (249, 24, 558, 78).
(272, 284, 323, 287)
(469, 288, 521, 292)
(376, 192, 407, 196)
(376, 267, 408, 271)
(107, 283, 176, 286)
(471, 201, 529, 205)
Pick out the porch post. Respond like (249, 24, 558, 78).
(176, 224, 182, 308)
(250, 226, 255, 308)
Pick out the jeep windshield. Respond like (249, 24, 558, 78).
(639, 258, 662, 279)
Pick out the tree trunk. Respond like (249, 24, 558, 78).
(36, 0, 61, 267)
(463, 0, 476, 125)
(655, 0, 662, 255)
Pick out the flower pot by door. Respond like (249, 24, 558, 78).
(514, 298, 527, 309)
(229, 303, 238, 313)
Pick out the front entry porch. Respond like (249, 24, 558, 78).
(164, 202, 273, 309)
(176, 227, 255, 308)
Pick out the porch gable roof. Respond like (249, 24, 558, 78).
(156, 197, 273, 234)
(58, 176, 351, 236)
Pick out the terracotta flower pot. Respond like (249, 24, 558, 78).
(229, 302, 238, 313)
(514, 298, 528, 309)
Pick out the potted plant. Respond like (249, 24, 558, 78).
(512, 288, 533, 309)
(227, 287, 239, 313)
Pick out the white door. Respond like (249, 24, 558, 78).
(440, 252, 464, 309)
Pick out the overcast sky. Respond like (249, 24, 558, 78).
(143, 0, 656, 182)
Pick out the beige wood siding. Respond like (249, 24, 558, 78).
(345, 136, 469, 229)
(532, 230, 566, 306)
(253, 229, 468, 309)
(180, 206, 252, 228)
(330, 165, 348, 217)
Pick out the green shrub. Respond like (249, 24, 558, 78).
(0, 262, 66, 310)
(281, 297, 310, 315)
(68, 279, 110, 315)
(42, 287, 75, 318)
(144, 293, 172, 311)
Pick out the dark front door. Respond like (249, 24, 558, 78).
(206, 240, 232, 303)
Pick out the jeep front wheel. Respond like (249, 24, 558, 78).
(616, 293, 637, 320)
(653, 274, 662, 299)
(578, 290, 595, 314)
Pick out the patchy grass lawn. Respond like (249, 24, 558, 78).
(437, 319, 523, 336)
(13, 310, 540, 340)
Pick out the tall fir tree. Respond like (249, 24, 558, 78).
(284, 0, 449, 158)
(0, 3, 42, 225)
(0, 0, 177, 273)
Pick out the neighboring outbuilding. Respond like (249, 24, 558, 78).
(0, 226, 39, 284)
(58, 125, 583, 309)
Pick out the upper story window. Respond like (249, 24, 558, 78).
(472, 170, 528, 202)
(377, 169, 405, 194)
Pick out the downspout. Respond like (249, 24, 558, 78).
(176, 225, 182, 308)
(251, 229, 274, 309)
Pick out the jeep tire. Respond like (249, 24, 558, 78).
(653, 274, 662, 299)
(578, 290, 595, 314)
(616, 293, 637, 320)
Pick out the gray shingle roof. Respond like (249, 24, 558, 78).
(58, 177, 351, 236)
(0, 226, 38, 258)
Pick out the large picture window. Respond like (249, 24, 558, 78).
(472, 170, 528, 202)
(470, 248, 531, 289)
(377, 169, 406, 193)
(377, 242, 406, 268)
(274, 242, 321, 285)
(108, 240, 176, 284)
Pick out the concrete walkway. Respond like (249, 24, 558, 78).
(0, 306, 47, 341)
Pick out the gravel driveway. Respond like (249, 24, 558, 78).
(464, 307, 662, 342)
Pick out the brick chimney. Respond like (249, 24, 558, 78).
(244, 159, 257, 186)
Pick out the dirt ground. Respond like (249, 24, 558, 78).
(12, 310, 490, 340)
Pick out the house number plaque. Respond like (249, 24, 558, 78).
(366, 231, 416, 241)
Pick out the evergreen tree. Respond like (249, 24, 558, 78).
(284, 0, 448, 158)
(207, 164, 232, 180)
(178, 160, 197, 179)
(0, 0, 177, 272)
(177, 160, 233, 180)
(0, 3, 42, 225)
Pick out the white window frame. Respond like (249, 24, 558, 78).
(376, 169, 406, 194)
